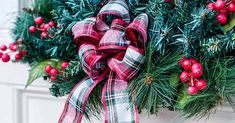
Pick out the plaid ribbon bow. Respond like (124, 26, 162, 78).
(59, 0, 148, 123)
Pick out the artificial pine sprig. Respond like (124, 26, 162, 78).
(221, 29, 235, 53)
(201, 37, 223, 57)
(173, 27, 198, 57)
(187, 8, 217, 40)
(130, 41, 181, 114)
(49, 80, 78, 97)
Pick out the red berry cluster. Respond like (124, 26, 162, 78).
(207, 0, 235, 25)
(28, 17, 56, 39)
(178, 57, 207, 95)
(0, 43, 27, 63)
(44, 62, 69, 81)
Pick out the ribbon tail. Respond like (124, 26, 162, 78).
(102, 71, 139, 123)
(58, 77, 100, 123)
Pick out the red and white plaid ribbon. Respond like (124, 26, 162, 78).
(59, 0, 148, 123)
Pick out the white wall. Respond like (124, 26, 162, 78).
(0, 0, 235, 123)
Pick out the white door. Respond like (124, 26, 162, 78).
(0, 0, 235, 123)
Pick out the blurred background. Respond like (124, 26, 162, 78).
(0, 0, 234, 123)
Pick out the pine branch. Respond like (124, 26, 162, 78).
(172, 27, 198, 57)
(186, 8, 217, 40)
(221, 29, 235, 53)
(201, 37, 223, 57)
(130, 41, 182, 114)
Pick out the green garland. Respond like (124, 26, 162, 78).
(12, 0, 235, 120)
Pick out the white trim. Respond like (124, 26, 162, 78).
(12, 85, 66, 123)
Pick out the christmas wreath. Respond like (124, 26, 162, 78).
(1, 0, 235, 122)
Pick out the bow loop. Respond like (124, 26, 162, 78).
(126, 13, 149, 49)
(96, 0, 130, 33)
(98, 19, 130, 54)
(110, 19, 127, 30)
(108, 46, 145, 81)
(79, 44, 107, 80)
(72, 17, 100, 46)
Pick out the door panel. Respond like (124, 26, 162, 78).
(12, 86, 66, 123)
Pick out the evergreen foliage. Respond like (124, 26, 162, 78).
(12, 0, 235, 120)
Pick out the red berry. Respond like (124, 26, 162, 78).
(40, 23, 46, 31)
(50, 76, 57, 81)
(207, 2, 215, 10)
(181, 59, 192, 71)
(214, 0, 226, 10)
(191, 63, 203, 71)
(41, 32, 48, 39)
(190, 58, 198, 64)
(228, 3, 235, 12)
(191, 68, 203, 78)
(20, 50, 27, 57)
(180, 71, 191, 82)
(9, 42, 16, 50)
(178, 57, 187, 65)
(15, 53, 22, 61)
(34, 17, 44, 25)
(11, 45, 18, 52)
(220, 8, 229, 15)
(216, 13, 227, 25)
(61, 62, 69, 70)
(50, 68, 59, 76)
(45, 65, 53, 74)
(0, 52, 3, 58)
(48, 21, 55, 27)
(0, 44, 7, 51)
(29, 26, 37, 33)
(1, 54, 10, 62)
(43, 24, 50, 31)
(188, 86, 198, 95)
(196, 80, 207, 90)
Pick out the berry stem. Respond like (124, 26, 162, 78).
(191, 77, 194, 86)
